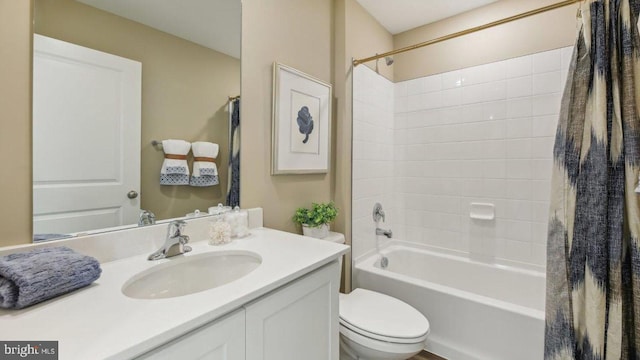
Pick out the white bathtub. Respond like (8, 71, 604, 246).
(354, 243, 545, 360)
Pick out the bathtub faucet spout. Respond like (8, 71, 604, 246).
(376, 228, 393, 238)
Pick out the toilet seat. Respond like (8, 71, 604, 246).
(339, 323, 426, 359)
(340, 319, 428, 344)
(339, 289, 430, 345)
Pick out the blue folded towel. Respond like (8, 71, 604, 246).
(0, 247, 101, 309)
(33, 233, 73, 242)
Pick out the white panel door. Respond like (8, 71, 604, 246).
(245, 262, 340, 360)
(33, 34, 141, 236)
(135, 309, 246, 360)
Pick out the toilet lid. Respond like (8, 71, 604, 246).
(339, 288, 430, 342)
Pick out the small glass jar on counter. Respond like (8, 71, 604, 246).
(224, 206, 249, 238)
(208, 203, 232, 217)
(208, 203, 232, 245)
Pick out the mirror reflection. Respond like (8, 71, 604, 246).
(32, 0, 241, 241)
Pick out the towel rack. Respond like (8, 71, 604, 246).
(151, 140, 163, 148)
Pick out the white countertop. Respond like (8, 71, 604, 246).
(0, 228, 348, 360)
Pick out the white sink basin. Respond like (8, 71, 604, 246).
(122, 251, 262, 299)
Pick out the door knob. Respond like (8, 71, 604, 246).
(127, 190, 139, 199)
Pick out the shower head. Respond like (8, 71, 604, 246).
(375, 55, 394, 74)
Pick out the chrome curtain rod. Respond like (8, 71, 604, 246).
(352, 0, 582, 67)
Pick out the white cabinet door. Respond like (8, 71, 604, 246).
(33, 34, 141, 236)
(135, 309, 246, 360)
(245, 262, 340, 360)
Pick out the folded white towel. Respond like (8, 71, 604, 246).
(161, 139, 191, 185)
(190, 141, 219, 187)
(192, 142, 219, 176)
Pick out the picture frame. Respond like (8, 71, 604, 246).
(271, 62, 332, 175)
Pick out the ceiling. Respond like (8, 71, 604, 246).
(76, 0, 241, 59)
(74, 0, 499, 59)
(356, 0, 500, 35)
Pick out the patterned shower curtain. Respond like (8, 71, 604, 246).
(226, 98, 240, 208)
(545, 0, 640, 358)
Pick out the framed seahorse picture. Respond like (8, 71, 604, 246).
(271, 62, 332, 175)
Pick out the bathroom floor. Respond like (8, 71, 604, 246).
(411, 351, 447, 360)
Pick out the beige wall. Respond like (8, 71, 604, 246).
(393, 0, 578, 81)
(34, 0, 240, 222)
(0, 0, 32, 246)
(240, 0, 391, 291)
(240, 0, 334, 233)
(238, 0, 391, 232)
(345, 0, 394, 81)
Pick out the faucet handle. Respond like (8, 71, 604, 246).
(168, 220, 187, 237)
(373, 203, 385, 222)
(138, 209, 156, 226)
(179, 235, 190, 245)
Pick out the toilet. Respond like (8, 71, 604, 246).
(339, 289, 430, 360)
(320, 233, 430, 360)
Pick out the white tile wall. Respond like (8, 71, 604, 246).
(352, 46, 573, 269)
(352, 65, 396, 260)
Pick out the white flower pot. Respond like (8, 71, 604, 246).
(302, 223, 330, 239)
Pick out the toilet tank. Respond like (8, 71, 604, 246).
(316, 232, 346, 278)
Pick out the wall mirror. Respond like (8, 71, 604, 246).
(32, 0, 241, 241)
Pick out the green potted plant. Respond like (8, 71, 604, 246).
(292, 202, 338, 239)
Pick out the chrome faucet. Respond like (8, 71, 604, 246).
(376, 228, 393, 238)
(148, 220, 192, 260)
(138, 210, 156, 226)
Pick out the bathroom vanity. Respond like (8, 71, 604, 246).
(0, 212, 348, 360)
(137, 262, 337, 360)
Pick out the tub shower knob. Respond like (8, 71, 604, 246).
(373, 203, 385, 222)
